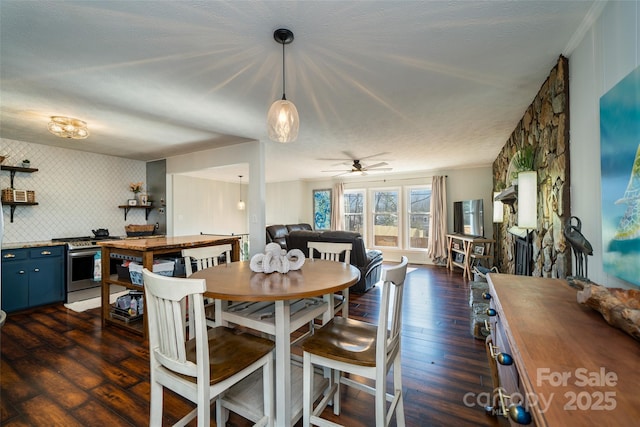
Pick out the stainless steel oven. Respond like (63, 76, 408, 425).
(68, 246, 103, 293)
(53, 236, 122, 302)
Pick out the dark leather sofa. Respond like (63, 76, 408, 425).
(266, 223, 312, 249)
(285, 230, 383, 293)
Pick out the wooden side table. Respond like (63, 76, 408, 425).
(446, 234, 494, 280)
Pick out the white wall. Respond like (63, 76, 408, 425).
(166, 140, 266, 256)
(265, 180, 306, 225)
(172, 175, 248, 236)
(1, 139, 145, 243)
(569, 0, 639, 288)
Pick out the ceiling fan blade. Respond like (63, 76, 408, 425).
(317, 150, 358, 162)
(341, 150, 358, 160)
(365, 161, 389, 169)
(357, 152, 390, 161)
(365, 167, 393, 173)
(321, 169, 350, 173)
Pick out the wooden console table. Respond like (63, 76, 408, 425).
(446, 233, 494, 280)
(486, 274, 640, 426)
(98, 234, 240, 337)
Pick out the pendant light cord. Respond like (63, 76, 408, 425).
(281, 40, 286, 101)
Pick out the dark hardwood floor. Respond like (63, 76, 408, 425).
(0, 264, 506, 426)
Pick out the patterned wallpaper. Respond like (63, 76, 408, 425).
(1, 139, 146, 244)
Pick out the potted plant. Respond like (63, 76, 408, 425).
(129, 181, 144, 204)
(510, 145, 535, 182)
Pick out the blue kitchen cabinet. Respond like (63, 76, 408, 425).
(1, 251, 29, 312)
(1, 245, 65, 313)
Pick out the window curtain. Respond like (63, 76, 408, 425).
(331, 182, 344, 230)
(427, 175, 448, 264)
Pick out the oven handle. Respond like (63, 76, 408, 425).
(68, 249, 101, 258)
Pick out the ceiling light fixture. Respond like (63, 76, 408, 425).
(267, 28, 299, 143)
(47, 116, 89, 139)
(237, 175, 246, 211)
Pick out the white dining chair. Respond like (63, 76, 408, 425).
(182, 244, 232, 276)
(182, 244, 232, 336)
(143, 268, 274, 427)
(301, 256, 409, 427)
(307, 241, 352, 321)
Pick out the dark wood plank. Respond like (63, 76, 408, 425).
(0, 264, 506, 426)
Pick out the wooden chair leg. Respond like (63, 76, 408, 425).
(394, 357, 406, 426)
(264, 355, 274, 427)
(375, 377, 387, 427)
(149, 379, 163, 426)
(332, 368, 341, 415)
(196, 381, 210, 427)
(303, 353, 312, 427)
(342, 288, 349, 318)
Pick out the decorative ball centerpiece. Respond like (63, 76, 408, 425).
(250, 243, 305, 273)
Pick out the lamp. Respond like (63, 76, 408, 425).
(517, 171, 537, 229)
(267, 28, 299, 143)
(237, 175, 246, 211)
(47, 116, 89, 139)
(493, 192, 504, 223)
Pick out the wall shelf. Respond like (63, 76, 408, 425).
(1, 165, 39, 222)
(1, 165, 39, 188)
(4, 202, 39, 223)
(494, 185, 517, 213)
(118, 205, 154, 220)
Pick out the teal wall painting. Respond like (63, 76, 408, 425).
(313, 189, 332, 230)
(600, 65, 640, 286)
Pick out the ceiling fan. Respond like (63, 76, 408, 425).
(322, 159, 392, 176)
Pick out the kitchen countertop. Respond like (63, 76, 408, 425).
(97, 234, 238, 251)
(0, 235, 141, 250)
(2, 240, 68, 250)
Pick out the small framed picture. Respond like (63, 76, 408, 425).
(454, 253, 465, 263)
(473, 245, 485, 255)
(13, 189, 28, 203)
(128, 199, 137, 206)
(453, 243, 460, 250)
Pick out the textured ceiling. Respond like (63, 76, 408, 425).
(0, 1, 596, 182)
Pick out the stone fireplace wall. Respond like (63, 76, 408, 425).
(492, 56, 572, 278)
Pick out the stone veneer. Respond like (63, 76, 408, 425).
(492, 56, 572, 278)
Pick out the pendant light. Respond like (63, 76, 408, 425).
(267, 28, 299, 143)
(237, 175, 246, 211)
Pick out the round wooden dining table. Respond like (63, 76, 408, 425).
(191, 258, 360, 427)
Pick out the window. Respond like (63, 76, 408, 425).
(372, 189, 399, 248)
(343, 184, 432, 252)
(344, 190, 365, 235)
(407, 187, 431, 249)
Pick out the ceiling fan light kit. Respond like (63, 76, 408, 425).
(267, 28, 299, 143)
(322, 159, 392, 176)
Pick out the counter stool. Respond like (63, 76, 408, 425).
(182, 244, 232, 337)
(143, 268, 274, 427)
(307, 241, 352, 322)
(301, 256, 408, 427)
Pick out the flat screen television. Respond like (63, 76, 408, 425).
(453, 199, 484, 237)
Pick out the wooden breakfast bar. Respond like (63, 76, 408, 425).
(98, 234, 240, 337)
